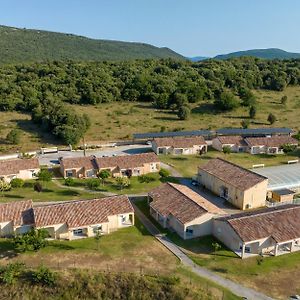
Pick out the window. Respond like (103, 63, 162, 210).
(120, 215, 126, 223)
(239, 244, 251, 253)
(73, 229, 83, 235)
(186, 228, 193, 235)
(86, 169, 95, 178)
(66, 170, 73, 177)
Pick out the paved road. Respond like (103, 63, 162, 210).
(38, 144, 151, 165)
(132, 201, 273, 300)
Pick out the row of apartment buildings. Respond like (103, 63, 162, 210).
(151, 135, 298, 156)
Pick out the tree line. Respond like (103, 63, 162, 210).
(0, 57, 299, 144)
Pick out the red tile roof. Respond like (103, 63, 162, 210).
(149, 183, 224, 224)
(219, 205, 300, 243)
(153, 137, 207, 148)
(198, 158, 267, 191)
(244, 136, 298, 148)
(216, 136, 247, 147)
(33, 196, 134, 228)
(59, 156, 97, 170)
(0, 200, 33, 226)
(96, 153, 159, 170)
(0, 158, 39, 176)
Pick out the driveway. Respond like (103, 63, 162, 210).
(132, 201, 273, 300)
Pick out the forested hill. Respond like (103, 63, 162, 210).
(0, 25, 184, 64)
(215, 48, 300, 60)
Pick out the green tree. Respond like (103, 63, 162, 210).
(0, 179, 11, 199)
(6, 129, 20, 144)
(249, 106, 257, 119)
(97, 169, 111, 185)
(86, 178, 100, 190)
(159, 168, 170, 178)
(214, 91, 240, 111)
(267, 113, 276, 124)
(212, 242, 222, 256)
(116, 176, 130, 190)
(64, 177, 75, 186)
(37, 169, 53, 182)
(177, 106, 190, 120)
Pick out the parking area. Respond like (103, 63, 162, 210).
(252, 163, 300, 191)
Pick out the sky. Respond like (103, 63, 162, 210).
(0, 0, 299, 57)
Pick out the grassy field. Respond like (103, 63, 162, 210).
(0, 180, 99, 203)
(159, 149, 300, 177)
(0, 219, 239, 300)
(136, 199, 300, 299)
(0, 86, 299, 153)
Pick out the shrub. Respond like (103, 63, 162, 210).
(31, 265, 57, 286)
(282, 144, 297, 153)
(37, 169, 52, 182)
(241, 119, 250, 129)
(138, 174, 156, 183)
(159, 168, 170, 178)
(86, 178, 100, 190)
(0, 262, 25, 284)
(34, 182, 43, 192)
(177, 105, 190, 120)
(0, 179, 11, 192)
(6, 129, 21, 144)
(64, 177, 75, 186)
(281, 95, 288, 105)
(10, 178, 25, 188)
(267, 113, 276, 124)
(249, 106, 256, 119)
(222, 146, 231, 154)
(116, 177, 130, 190)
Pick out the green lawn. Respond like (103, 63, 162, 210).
(58, 172, 179, 195)
(0, 180, 100, 203)
(159, 148, 300, 177)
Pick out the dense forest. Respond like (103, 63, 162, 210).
(0, 57, 299, 144)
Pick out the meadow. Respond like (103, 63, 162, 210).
(0, 87, 299, 153)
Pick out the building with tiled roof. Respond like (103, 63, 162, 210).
(0, 200, 34, 237)
(148, 183, 224, 239)
(152, 137, 207, 155)
(213, 204, 300, 258)
(197, 158, 268, 210)
(212, 136, 248, 153)
(33, 196, 134, 240)
(244, 135, 298, 154)
(59, 153, 160, 178)
(0, 158, 40, 182)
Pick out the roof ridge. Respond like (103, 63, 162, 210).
(168, 182, 209, 212)
(229, 205, 300, 221)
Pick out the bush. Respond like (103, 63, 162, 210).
(34, 182, 43, 192)
(10, 178, 25, 188)
(282, 144, 297, 153)
(38, 169, 53, 182)
(223, 146, 231, 154)
(177, 105, 190, 120)
(249, 106, 256, 119)
(31, 265, 57, 286)
(138, 174, 156, 183)
(6, 129, 21, 144)
(159, 168, 170, 178)
(267, 113, 276, 124)
(0, 262, 25, 284)
(86, 178, 100, 190)
(281, 95, 288, 105)
(64, 177, 75, 186)
(241, 119, 250, 129)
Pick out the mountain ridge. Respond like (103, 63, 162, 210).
(0, 25, 184, 64)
